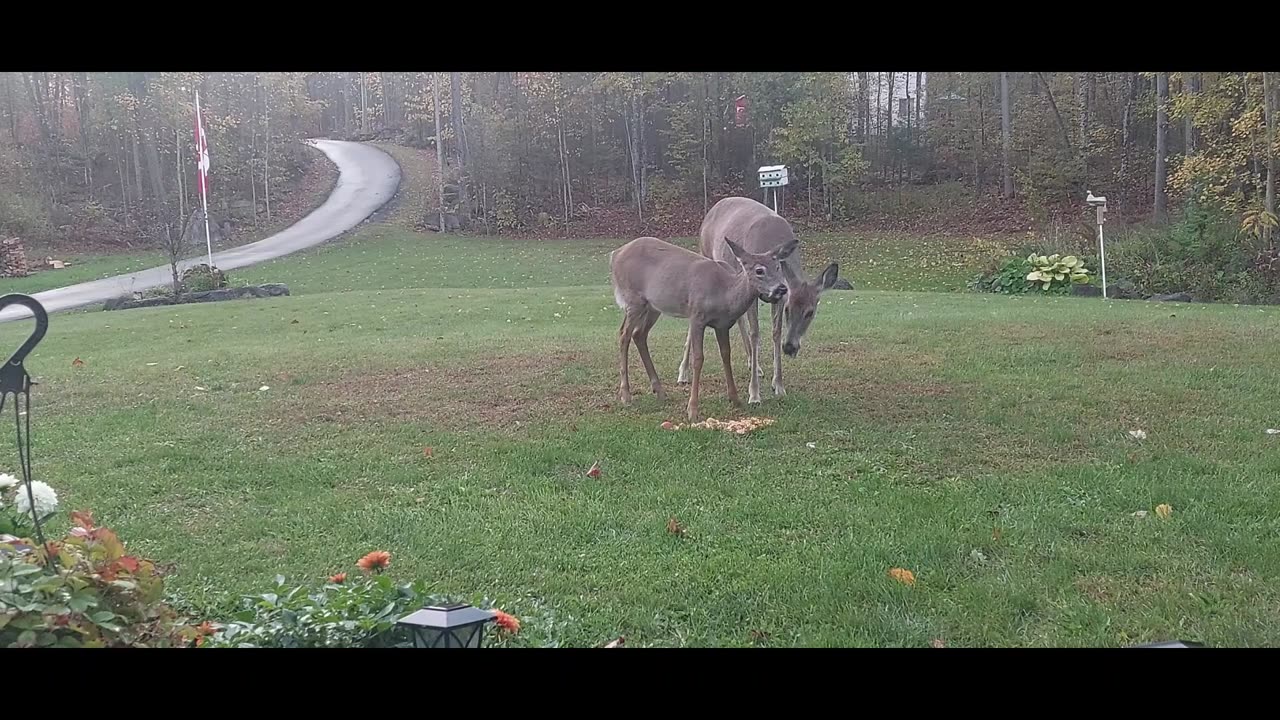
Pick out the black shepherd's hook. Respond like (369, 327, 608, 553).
(0, 294, 50, 563)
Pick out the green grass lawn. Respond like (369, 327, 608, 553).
(0, 252, 167, 295)
(4, 227, 1280, 647)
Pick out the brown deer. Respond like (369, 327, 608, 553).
(678, 197, 839, 403)
(610, 236, 793, 421)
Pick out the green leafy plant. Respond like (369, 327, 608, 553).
(1025, 253, 1091, 291)
(203, 550, 559, 648)
(1, 511, 197, 648)
(970, 255, 1034, 294)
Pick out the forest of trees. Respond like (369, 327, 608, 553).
(1, 72, 1276, 247)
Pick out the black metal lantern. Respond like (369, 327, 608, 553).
(397, 603, 495, 648)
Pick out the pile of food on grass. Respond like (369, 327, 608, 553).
(660, 417, 775, 435)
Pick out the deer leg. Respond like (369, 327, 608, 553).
(634, 308, 666, 401)
(715, 325, 741, 408)
(687, 322, 705, 422)
(744, 303, 763, 403)
(771, 300, 786, 397)
(677, 327, 692, 385)
(618, 310, 636, 404)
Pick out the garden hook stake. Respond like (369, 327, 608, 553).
(0, 293, 50, 561)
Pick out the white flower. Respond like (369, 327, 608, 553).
(13, 481, 58, 519)
(0, 472, 18, 490)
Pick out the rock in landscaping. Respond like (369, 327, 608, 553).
(1150, 291, 1194, 303)
(831, 278, 854, 291)
(1071, 284, 1102, 297)
(1104, 280, 1145, 300)
(103, 284, 290, 311)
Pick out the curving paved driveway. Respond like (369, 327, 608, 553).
(0, 139, 400, 324)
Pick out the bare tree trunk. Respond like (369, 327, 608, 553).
(4, 73, 17, 143)
(1184, 72, 1198, 155)
(264, 90, 271, 221)
(858, 72, 869, 142)
(1265, 71, 1276, 226)
(1120, 73, 1137, 190)
(1077, 72, 1090, 185)
(431, 73, 446, 230)
(359, 72, 368, 133)
(176, 128, 185, 222)
(449, 71, 470, 222)
(1000, 71, 1013, 199)
(1154, 72, 1169, 222)
(702, 72, 709, 215)
(74, 72, 92, 198)
(251, 124, 259, 228)
(130, 130, 145, 204)
(916, 71, 923, 128)
(884, 72, 894, 179)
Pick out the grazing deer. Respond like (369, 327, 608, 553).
(610, 236, 793, 421)
(678, 197, 839, 403)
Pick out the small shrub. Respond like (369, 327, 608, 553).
(971, 255, 1034, 294)
(180, 264, 227, 293)
(1, 510, 197, 648)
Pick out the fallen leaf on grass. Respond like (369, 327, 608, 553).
(930, 638, 946, 648)
(586, 461, 601, 478)
(888, 567, 916, 586)
(969, 549, 988, 565)
(1128, 429, 1147, 441)
(666, 517, 687, 537)
(1132, 510, 1149, 519)
(660, 421, 675, 430)
(146, 362, 157, 366)
(805, 442, 817, 449)
(258, 385, 270, 392)
(749, 629, 771, 644)
(290, 319, 299, 324)
(194, 386, 208, 392)
(1267, 429, 1280, 435)
(71, 358, 84, 368)
(422, 447, 434, 458)
(599, 637, 625, 648)
(992, 527, 1003, 542)
(1155, 503, 1173, 519)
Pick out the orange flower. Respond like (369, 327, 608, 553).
(356, 550, 392, 574)
(194, 620, 217, 646)
(492, 609, 520, 634)
(329, 572, 347, 584)
(888, 567, 916, 586)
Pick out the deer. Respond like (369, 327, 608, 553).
(678, 197, 839, 404)
(610, 235, 794, 422)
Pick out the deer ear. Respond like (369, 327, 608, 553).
(819, 262, 839, 291)
(775, 240, 799, 261)
(723, 237, 748, 261)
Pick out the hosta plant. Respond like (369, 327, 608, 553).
(1025, 254, 1091, 291)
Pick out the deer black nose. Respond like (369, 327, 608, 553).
(783, 342, 798, 357)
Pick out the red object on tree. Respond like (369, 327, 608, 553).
(734, 95, 749, 128)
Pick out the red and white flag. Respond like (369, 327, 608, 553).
(194, 92, 210, 198)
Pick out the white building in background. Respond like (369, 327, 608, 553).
(858, 72, 927, 133)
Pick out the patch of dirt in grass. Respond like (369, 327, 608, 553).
(273, 351, 613, 430)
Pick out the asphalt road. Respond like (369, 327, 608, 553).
(0, 139, 400, 324)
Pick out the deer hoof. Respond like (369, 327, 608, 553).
(654, 389, 668, 402)
(676, 376, 690, 385)
(620, 390, 633, 404)
(772, 384, 786, 397)
(747, 394, 762, 405)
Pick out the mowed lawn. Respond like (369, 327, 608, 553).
(4, 227, 1280, 647)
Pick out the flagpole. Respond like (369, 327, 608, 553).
(195, 91, 213, 269)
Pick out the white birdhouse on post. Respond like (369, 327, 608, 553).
(758, 165, 789, 214)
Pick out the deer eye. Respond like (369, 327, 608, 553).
(754, 267, 765, 276)
(805, 311, 815, 319)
